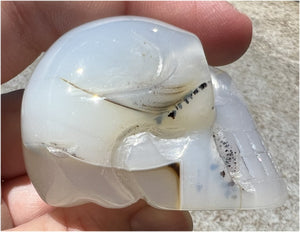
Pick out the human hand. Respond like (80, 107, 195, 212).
(1, 1, 252, 230)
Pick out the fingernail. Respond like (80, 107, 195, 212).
(130, 205, 193, 231)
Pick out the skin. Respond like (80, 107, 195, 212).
(1, 1, 252, 231)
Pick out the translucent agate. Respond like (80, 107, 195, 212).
(21, 16, 287, 210)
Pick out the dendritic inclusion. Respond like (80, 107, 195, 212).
(21, 16, 287, 210)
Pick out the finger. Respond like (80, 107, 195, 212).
(2, 1, 252, 83)
(2, 175, 55, 227)
(127, 1, 252, 66)
(7, 198, 192, 231)
(1, 90, 25, 180)
(1, 1, 126, 83)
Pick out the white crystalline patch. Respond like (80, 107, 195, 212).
(213, 127, 256, 193)
(44, 143, 79, 159)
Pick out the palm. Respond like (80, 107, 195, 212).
(1, 1, 252, 230)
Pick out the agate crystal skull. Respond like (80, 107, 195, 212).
(21, 16, 287, 210)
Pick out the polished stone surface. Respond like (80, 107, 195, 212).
(2, 2, 299, 230)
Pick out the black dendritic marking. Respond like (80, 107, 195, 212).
(184, 98, 190, 104)
(199, 82, 207, 90)
(228, 181, 235, 187)
(213, 129, 240, 174)
(166, 81, 209, 120)
(168, 110, 176, 119)
(155, 115, 163, 124)
(220, 170, 226, 178)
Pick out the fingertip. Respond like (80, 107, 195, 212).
(128, 1, 252, 66)
(201, 3, 253, 66)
